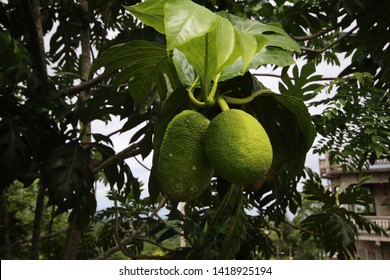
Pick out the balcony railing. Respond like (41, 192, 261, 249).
(319, 157, 390, 178)
(357, 216, 390, 242)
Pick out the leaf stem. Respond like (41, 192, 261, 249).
(188, 76, 208, 108)
(188, 90, 208, 108)
(223, 88, 274, 105)
(201, 33, 210, 103)
(206, 72, 221, 106)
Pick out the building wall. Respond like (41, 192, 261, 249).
(320, 160, 390, 259)
(371, 183, 390, 216)
(357, 240, 390, 259)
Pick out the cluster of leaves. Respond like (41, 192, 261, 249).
(312, 74, 390, 169)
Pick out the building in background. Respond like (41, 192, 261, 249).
(319, 157, 390, 259)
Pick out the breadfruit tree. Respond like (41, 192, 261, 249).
(0, 0, 389, 259)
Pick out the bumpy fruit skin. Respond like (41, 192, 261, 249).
(204, 109, 273, 185)
(157, 110, 214, 202)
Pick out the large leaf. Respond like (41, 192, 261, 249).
(176, 16, 238, 83)
(124, 0, 170, 34)
(0, 105, 38, 188)
(126, 1, 298, 88)
(172, 49, 196, 88)
(0, 100, 61, 189)
(251, 48, 296, 67)
(221, 12, 301, 53)
(164, 0, 218, 50)
(220, 48, 295, 82)
(251, 93, 316, 176)
(265, 34, 302, 53)
(217, 12, 299, 77)
(234, 29, 259, 74)
(279, 61, 323, 101)
(42, 142, 95, 211)
(91, 40, 180, 106)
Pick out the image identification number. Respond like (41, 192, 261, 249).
(212, 266, 272, 276)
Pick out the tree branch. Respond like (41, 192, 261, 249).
(25, 0, 47, 76)
(58, 75, 103, 97)
(91, 141, 143, 174)
(292, 22, 343, 41)
(301, 25, 359, 54)
(254, 73, 339, 81)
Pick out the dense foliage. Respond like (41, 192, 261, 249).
(0, 0, 389, 260)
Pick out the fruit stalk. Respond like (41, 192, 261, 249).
(216, 94, 230, 112)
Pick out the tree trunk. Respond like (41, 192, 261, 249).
(62, 218, 82, 259)
(62, 0, 92, 259)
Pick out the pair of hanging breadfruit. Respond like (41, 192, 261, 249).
(157, 108, 273, 202)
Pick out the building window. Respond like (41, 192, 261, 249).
(353, 185, 376, 215)
(354, 203, 375, 215)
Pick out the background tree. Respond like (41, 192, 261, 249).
(0, 0, 389, 260)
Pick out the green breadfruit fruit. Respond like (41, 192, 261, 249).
(157, 110, 214, 202)
(204, 109, 273, 185)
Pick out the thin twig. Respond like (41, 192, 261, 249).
(134, 156, 151, 171)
